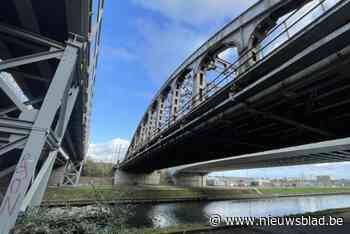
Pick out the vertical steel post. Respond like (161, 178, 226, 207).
(192, 69, 206, 107)
(155, 96, 165, 132)
(170, 80, 181, 122)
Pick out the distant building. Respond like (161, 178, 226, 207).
(207, 176, 254, 187)
(316, 175, 334, 186)
(207, 178, 226, 187)
(251, 179, 272, 187)
(269, 178, 306, 188)
(206, 175, 347, 188)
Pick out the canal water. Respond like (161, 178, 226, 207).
(123, 195, 350, 228)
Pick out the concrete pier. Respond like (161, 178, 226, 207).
(114, 170, 161, 186)
(174, 172, 207, 187)
(48, 166, 66, 187)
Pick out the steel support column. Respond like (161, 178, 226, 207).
(18, 85, 81, 210)
(20, 151, 58, 212)
(0, 41, 80, 234)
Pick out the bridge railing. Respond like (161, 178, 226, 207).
(129, 0, 341, 157)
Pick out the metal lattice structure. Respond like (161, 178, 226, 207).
(122, 0, 350, 172)
(0, 0, 104, 233)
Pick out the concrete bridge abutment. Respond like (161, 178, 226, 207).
(113, 170, 161, 186)
(48, 165, 66, 187)
(173, 172, 207, 188)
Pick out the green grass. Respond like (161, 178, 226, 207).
(44, 186, 204, 201)
(44, 185, 259, 202)
(43, 186, 350, 203)
(259, 187, 350, 195)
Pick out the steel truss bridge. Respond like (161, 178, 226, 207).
(0, 0, 104, 233)
(121, 0, 350, 173)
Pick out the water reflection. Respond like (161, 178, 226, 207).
(122, 195, 350, 228)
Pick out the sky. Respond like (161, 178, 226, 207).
(88, 0, 350, 179)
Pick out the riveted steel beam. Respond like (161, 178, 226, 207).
(0, 166, 16, 179)
(0, 23, 64, 50)
(0, 75, 27, 112)
(245, 107, 335, 138)
(0, 117, 33, 136)
(6, 69, 50, 83)
(0, 97, 43, 116)
(0, 137, 27, 157)
(0, 50, 63, 71)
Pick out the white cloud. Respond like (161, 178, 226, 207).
(136, 18, 206, 84)
(88, 138, 130, 163)
(104, 46, 137, 61)
(130, 0, 258, 85)
(132, 0, 257, 26)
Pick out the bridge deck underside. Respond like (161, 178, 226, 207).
(122, 4, 350, 172)
(126, 59, 350, 173)
(0, 0, 90, 172)
(177, 137, 350, 174)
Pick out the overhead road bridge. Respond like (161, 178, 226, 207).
(120, 0, 350, 174)
(174, 137, 350, 175)
(0, 0, 104, 233)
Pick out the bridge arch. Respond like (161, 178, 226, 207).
(126, 0, 347, 160)
(196, 44, 239, 99)
(126, 0, 296, 156)
(248, 0, 341, 61)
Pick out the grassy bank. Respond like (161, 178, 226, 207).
(259, 187, 350, 195)
(15, 206, 350, 234)
(43, 186, 350, 205)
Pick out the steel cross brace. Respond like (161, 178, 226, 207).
(0, 41, 81, 234)
(0, 97, 43, 116)
(0, 50, 63, 71)
(0, 118, 34, 136)
(0, 75, 27, 112)
(62, 161, 83, 186)
(20, 151, 58, 212)
(0, 137, 28, 157)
